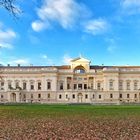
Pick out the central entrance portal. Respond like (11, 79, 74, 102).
(77, 93, 83, 103)
(10, 93, 16, 102)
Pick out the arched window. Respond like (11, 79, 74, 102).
(74, 66, 86, 74)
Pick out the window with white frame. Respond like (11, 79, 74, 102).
(47, 81, 51, 90)
(15, 81, 19, 89)
(78, 84, 82, 90)
(38, 82, 41, 90)
(30, 81, 34, 90)
(8, 81, 12, 90)
(119, 81, 123, 90)
(85, 94, 88, 99)
(74, 84, 77, 90)
(97, 82, 101, 90)
(84, 84, 87, 89)
(67, 83, 70, 89)
(60, 83, 63, 90)
(23, 82, 27, 90)
(134, 81, 138, 90)
(119, 94, 122, 98)
(109, 80, 114, 90)
(126, 81, 130, 90)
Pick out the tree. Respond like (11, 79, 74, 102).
(0, 0, 21, 18)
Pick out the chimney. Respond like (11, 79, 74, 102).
(18, 64, 20, 67)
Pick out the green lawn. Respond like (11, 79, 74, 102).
(1, 104, 140, 118)
(0, 104, 140, 139)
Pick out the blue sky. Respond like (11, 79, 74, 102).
(0, 0, 140, 66)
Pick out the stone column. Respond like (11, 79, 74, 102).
(16, 92, 20, 103)
(7, 92, 11, 102)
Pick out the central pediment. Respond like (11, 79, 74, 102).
(71, 57, 90, 63)
(70, 57, 91, 72)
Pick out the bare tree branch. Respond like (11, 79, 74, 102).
(0, 0, 21, 18)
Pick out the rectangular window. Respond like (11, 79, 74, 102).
(91, 83, 93, 89)
(59, 94, 62, 99)
(48, 93, 50, 98)
(97, 83, 101, 90)
(38, 94, 41, 98)
(127, 94, 129, 98)
(47, 82, 51, 90)
(30, 84, 34, 90)
(134, 82, 138, 90)
(1, 95, 3, 98)
(23, 82, 26, 90)
(110, 94, 113, 98)
(67, 83, 70, 89)
(38, 82, 41, 90)
(109, 81, 114, 90)
(126, 81, 130, 90)
(119, 81, 123, 90)
(78, 84, 82, 90)
(134, 94, 137, 98)
(66, 94, 68, 99)
(72, 94, 75, 99)
(60, 83, 63, 90)
(1, 82, 4, 86)
(89, 77, 93, 80)
(15, 82, 19, 88)
(0, 82, 4, 90)
(67, 77, 72, 80)
(119, 94, 122, 98)
(99, 95, 101, 99)
(74, 84, 77, 90)
(84, 84, 87, 89)
(85, 94, 88, 99)
(8, 82, 12, 89)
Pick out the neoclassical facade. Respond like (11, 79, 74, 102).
(0, 57, 140, 104)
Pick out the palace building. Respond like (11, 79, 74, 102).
(0, 56, 140, 104)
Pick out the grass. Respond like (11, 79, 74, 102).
(1, 104, 140, 118)
(0, 104, 140, 139)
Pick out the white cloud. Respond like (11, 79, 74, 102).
(84, 19, 109, 35)
(62, 54, 72, 64)
(0, 22, 17, 49)
(31, 0, 110, 36)
(32, 0, 90, 31)
(121, 0, 140, 14)
(8, 59, 30, 65)
(0, 43, 13, 49)
(121, 0, 140, 8)
(31, 20, 49, 32)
